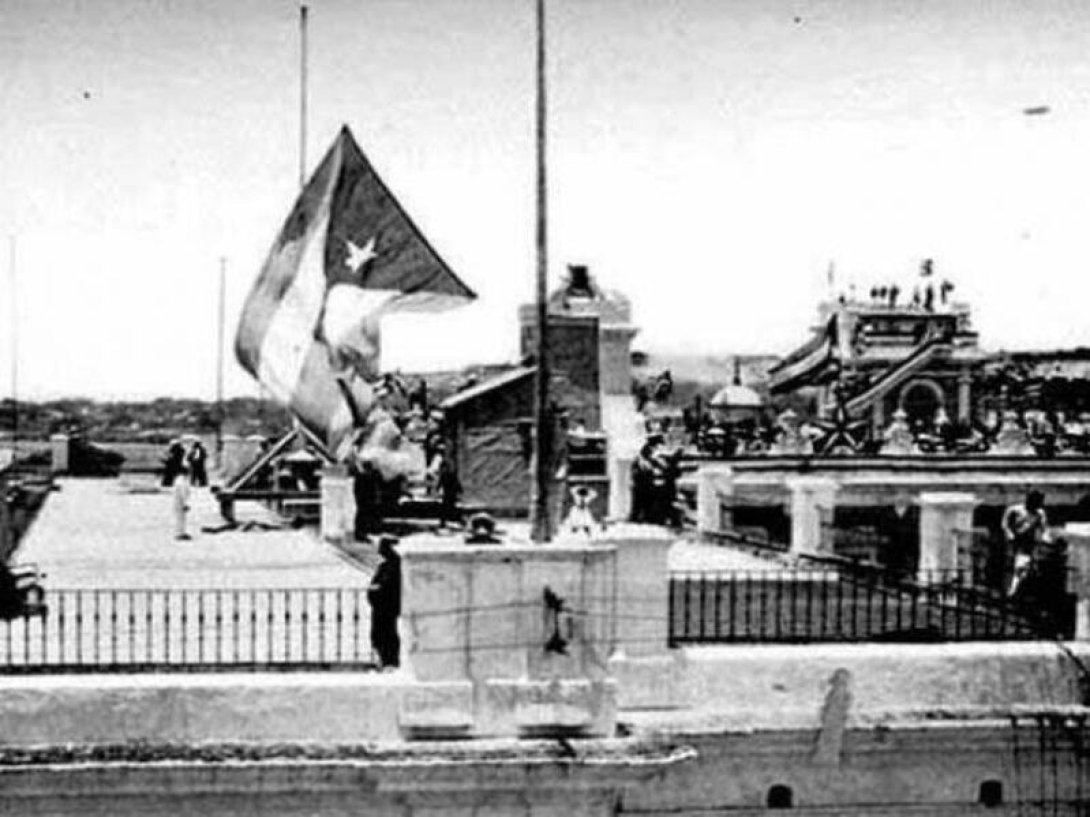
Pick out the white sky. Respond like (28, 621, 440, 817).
(3, 0, 1090, 399)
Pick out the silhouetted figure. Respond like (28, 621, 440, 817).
(187, 441, 208, 487)
(353, 459, 381, 542)
(940, 279, 954, 305)
(655, 449, 683, 528)
(881, 496, 919, 579)
(433, 448, 462, 529)
(367, 536, 402, 669)
(161, 441, 185, 487)
(0, 562, 20, 619)
(630, 439, 662, 523)
(889, 284, 900, 307)
(172, 460, 192, 541)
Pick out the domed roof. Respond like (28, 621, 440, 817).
(710, 383, 763, 409)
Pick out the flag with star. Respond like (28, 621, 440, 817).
(235, 125, 476, 456)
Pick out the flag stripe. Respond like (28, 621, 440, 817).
(256, 190, 334, 404)
(235, 153, 340, 378)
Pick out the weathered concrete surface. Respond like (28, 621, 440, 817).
(0, 737, 692, 817)
(0, 672, 407, 746)
(653, 641, 1090, 730)
(16, 478, 366, 588)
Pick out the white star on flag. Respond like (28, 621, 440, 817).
(344, 237, 377, 274)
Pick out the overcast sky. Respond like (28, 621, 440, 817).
(4, 0, 1090, 399)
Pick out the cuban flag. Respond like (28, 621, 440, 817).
(235, 126, 475, 458)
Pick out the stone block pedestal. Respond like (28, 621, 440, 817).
(320, 465, 354, 544)
(400, 537, 618, 738)
(917, 492, 977, 582)
(786, 477, 837, 556)
(697, 464, 734, 537)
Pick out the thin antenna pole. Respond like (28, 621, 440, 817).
(216, 257, 226, 461)
(299, 4, 308, 190)
(529, 0, 551, 543)
(8, 236, 17, 464)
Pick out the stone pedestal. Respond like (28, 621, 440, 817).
(49, 433, 70, 474)
(697, 464, 734, 537)
(771, 410, 813, 456)
(917, 492, 977, 582)
(400, 537, 618, 738)
(608, 455, 633, 522)
(786, 477, 837, 556)
(602, 524, 681, 709)
(991, 411, 1034, 456)
(1063, 524, 1090, 640)
(320, 465, 354, 544)
(880, 409, 917, 456)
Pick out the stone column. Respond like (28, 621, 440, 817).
(319, 465, 354, 544)
(697, 464, 734, 537)
(956, 372, 972, 424)
(608, 454, 633, 521)
(49, 433, 70, 474)
(1063, 525, 1090, 640)
(917, 492, 977, 583)
(786, 477, 837, 556)
(601, 524, 681, 709)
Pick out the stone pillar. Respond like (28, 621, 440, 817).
(608, 454, 633, 521)
(1063, 525, 1090, 640)
(320, 465, 354, 544)
(49, 433, 70, 474)
(697, 464, 734, 537)
(917, 492, 977, 583)
(602, 524, 681, 709)
(399, 537, 617, 739)
(786, 477, 837, 556)
(956, 372, 972, 424)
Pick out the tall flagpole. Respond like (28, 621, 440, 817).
(529, 0, 551, 542)
(216, 256, 226, 462)
(7, 236, 16, 464)
(299, 4, 309, 191)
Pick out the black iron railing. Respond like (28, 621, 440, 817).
(0, 587, 373, 673)
(668, 568, 1074, 645)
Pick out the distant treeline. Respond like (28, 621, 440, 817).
(0, 397, 293, 444)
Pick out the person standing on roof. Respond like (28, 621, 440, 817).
(1002, 489, 1050, 598)
(171, 454, 193, 541)
(367, 535, 402, 669)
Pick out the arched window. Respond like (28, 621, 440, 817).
(767, 784, 794, 809)
(979, 779, 1003, 808)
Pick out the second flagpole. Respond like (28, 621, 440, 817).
(529, 0, 551, 543)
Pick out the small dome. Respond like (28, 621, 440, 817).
(710, 383, 763, 409)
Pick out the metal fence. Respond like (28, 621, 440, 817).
(668, 568, 1073, 645)
(0, 587, 373, 673)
